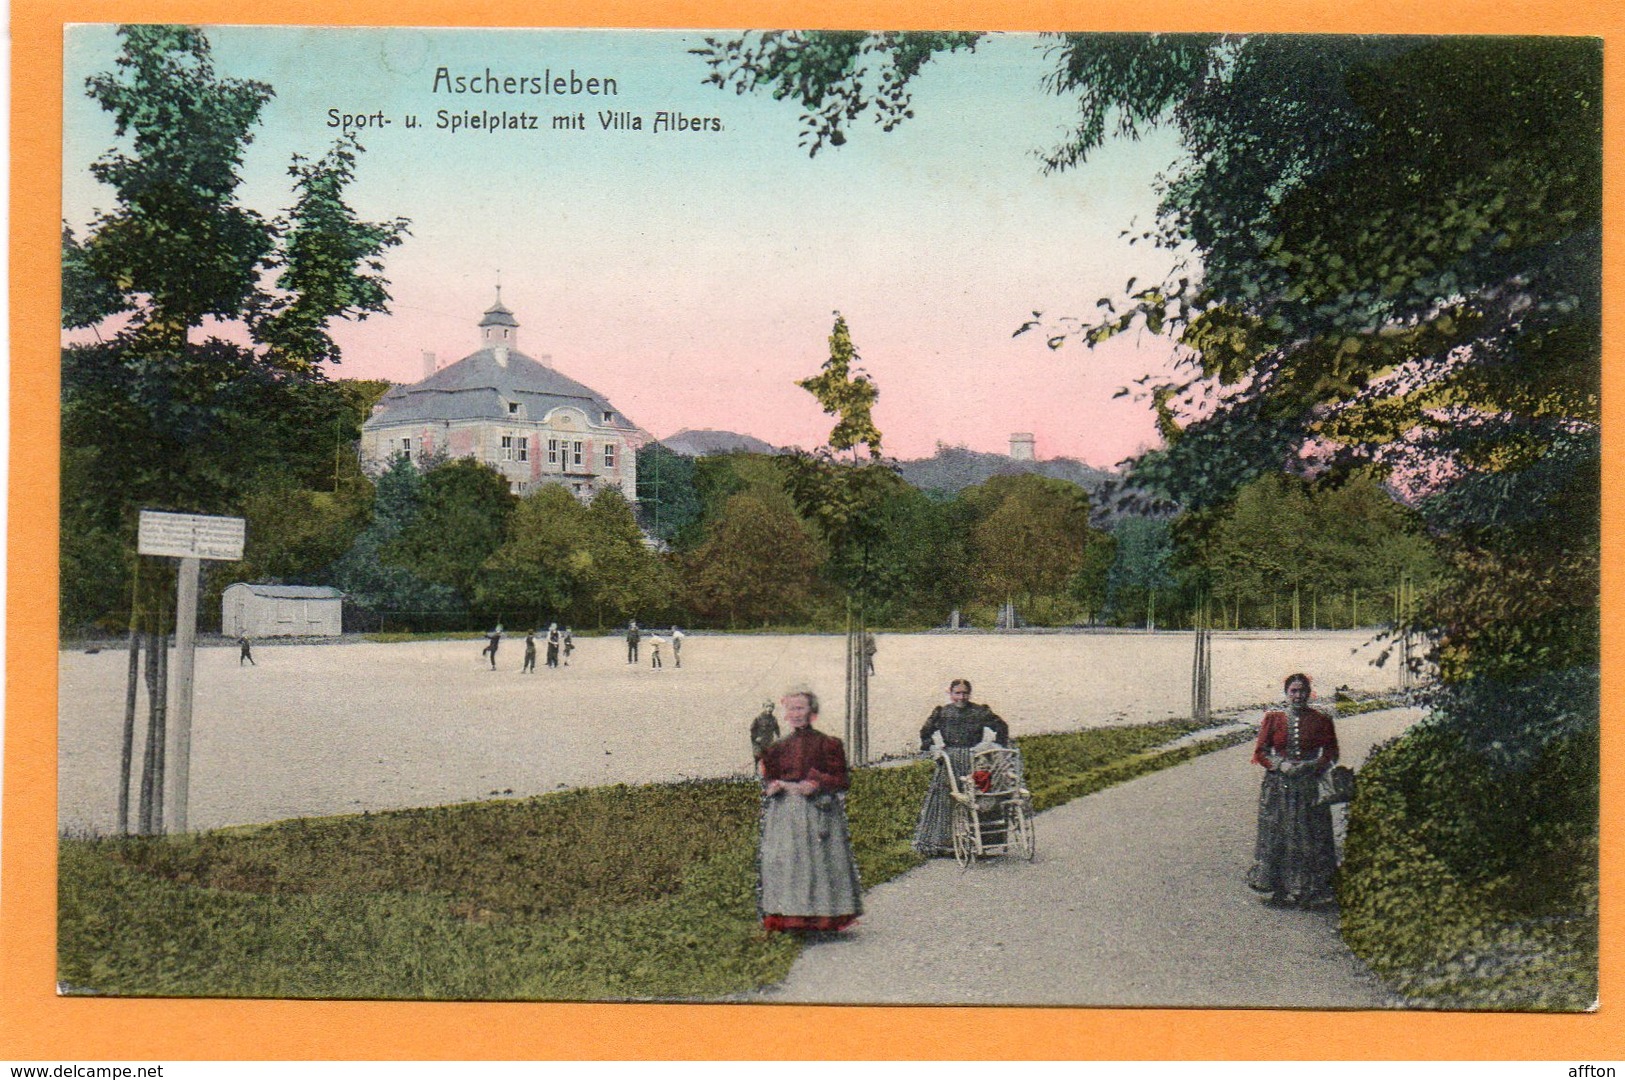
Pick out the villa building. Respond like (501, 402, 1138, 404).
(360, 293, 641, 500)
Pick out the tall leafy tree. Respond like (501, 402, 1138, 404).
(328, 455, 459, 618)
(478, 485, 594, 618)
(1105, 516, 1178, 629)
(796, 312, 882, 461)
(581, 488, 678, 626)
(684, 493, 825, 628)
(67, 25, 409, 365)
(387, 458, 515, 607)
(634, 441, 703, 545)
(697, 32, 1600, 685)
(962, 474, 1098, 617)
(781, 312, 899, 622)
(68, 25, 275, 349)
(62, 25, 410, 630)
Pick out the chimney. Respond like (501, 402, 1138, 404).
(494, 345, 509, 367)
(422, 351, 436, 380)
(539, 353, 553, 369)
(1010, 433, 1036, 461)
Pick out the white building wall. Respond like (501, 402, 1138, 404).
(223, 585, 343, 638)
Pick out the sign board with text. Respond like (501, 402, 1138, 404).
(137, 510, 246, 561)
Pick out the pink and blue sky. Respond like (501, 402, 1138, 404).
(62, 26, 1189, 467)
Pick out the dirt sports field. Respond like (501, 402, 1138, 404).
(58, 629, 1401, 834)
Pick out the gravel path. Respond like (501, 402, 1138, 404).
(754, 707, 1422, 1008)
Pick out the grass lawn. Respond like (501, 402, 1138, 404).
(59, 718, 1247, 1001)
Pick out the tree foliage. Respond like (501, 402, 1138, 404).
(68, 25, 409, 365)
(796, 313, 882, 460)
(700, 31, 1599, 684)
(962, 474, 1098, 610)
(634, 441, 703, 545)
(693, 31, 981, 155)
(683, 493, 825, 628)
(386, 458, 515, 606)
(61, 25, 410, 632)
(328, 455, 460, 617)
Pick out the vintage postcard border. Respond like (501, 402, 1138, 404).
(7, 0, 1625, 1060)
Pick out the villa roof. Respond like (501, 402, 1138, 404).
(365, 346, 638, 430)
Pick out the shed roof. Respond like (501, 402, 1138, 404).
(226, 584, 345, 599)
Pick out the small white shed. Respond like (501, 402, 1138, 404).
(222, 584, 344, 638)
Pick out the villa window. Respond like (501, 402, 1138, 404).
(516, 437, 528, 462)
(572, 441, 583, 467)
(603, 444, 616, 468)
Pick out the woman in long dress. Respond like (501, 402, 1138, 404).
(1247, 672, 1340, 907)
(913, 679, 1011, 856)
(757, 689, 862, 933)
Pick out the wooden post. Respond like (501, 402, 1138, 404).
(1191, 597, 1213, 723)
(118, 627, 140, 835)
(137, 625, 161, 835)
(167, 556, 201, 832)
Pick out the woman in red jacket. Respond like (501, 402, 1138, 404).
(757, 689, 863, 933)
(1247, 672, 1340, 908)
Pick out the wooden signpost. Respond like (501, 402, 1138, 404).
(137, 510, 246, 833)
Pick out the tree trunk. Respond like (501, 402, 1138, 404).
(137, 627, 162, 835)
(118, 626, 140, 836)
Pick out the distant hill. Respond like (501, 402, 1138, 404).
(651, 433, 1156, 522)
(659, 429, 782, 456)
(896, 445, 1162, 524)
(897, 445, 1115, 495)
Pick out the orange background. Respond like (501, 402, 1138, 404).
(6, 0, 1623, 1060)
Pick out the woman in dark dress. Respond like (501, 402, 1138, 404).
(757, 689, 862, 933)
(1247, 672, 1340, 907)
(912, 679, 1010, 855)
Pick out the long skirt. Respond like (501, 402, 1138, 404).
(759, 792, 862, 931)
(913, 747, 975, 855)
(1247, 770, 1337, 901)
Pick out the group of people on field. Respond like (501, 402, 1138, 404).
(623, 620, 684, 668)
(751, 670, 1343, 935)
(480, 624, 573, 672)
(477, 621, 690, 672)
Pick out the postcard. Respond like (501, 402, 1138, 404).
(9, 1, 1623, 1064)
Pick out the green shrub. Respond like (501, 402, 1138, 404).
(1339, 685, 1598, 1011)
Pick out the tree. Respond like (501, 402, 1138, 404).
(1105, 516, 1177, 629)
(67, 25, 408, 364)
(962, 474, 1097, 619)
(478, 485, 594, 618)
(1187, 472, 1442, 630)
(1069, 528, 1118, 624)
(68, 25, 275, 350)
(697, 32, 1600, 686)
(388, 458, 515, 607)
(684, 493, 825, 628)
(779, 314, 898, 612)
(634, 442, 703, 545)
(581, 488, 677, 626)
(62, 25, 410, 631)
(328, 455, 459, 618)
(796, 312, 882, 461)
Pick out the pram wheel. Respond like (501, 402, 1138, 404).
(951, 802, 975, 867)
(1011, 800, 1036, 861)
